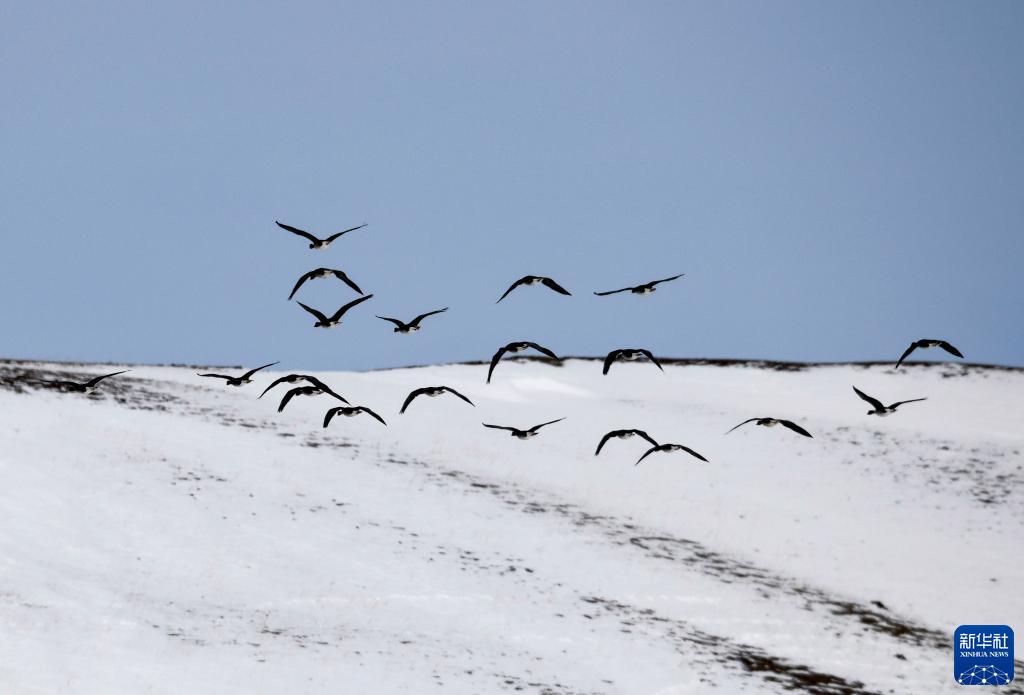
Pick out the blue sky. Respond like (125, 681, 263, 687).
(2, 1, 1021, 370)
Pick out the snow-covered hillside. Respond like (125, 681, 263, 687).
(1, 358, 1021, 694)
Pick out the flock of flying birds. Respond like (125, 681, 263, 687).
(43, 220, 967, 465)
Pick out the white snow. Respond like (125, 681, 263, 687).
(1, 358, 1021, 694)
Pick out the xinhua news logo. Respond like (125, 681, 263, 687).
(954, 625, 1014, 686)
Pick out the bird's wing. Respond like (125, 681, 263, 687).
(278, 388, 300, 412)
(260, 375, 294, 398)
(482, 423, 517, 432)
(852, 386, 885, 411)
(323, 408, 341, 428)
(594, 431, 618, 455)
(400, 388, 428, 413)
(938, 340, 964, 358)
(631, 429, 660, 447)
(635, 446, 662, 466)
(276, 221, 319, 243)
(593, 286, 631, 296)
(541, 277, 572, 295)
(524, 342, 559, 360)
(242, 362, 279, 379)
(358, 407, 387, 426)
(323, 223, 367, 244)
(496, 277, 529, 303)
(895, 342, 919, 369)
(602, 350, 622, 375)
(306, 376, 349, 404)
(376, 315, 406, 328)
(288, 270, 317, 300)
(86, 370, 129, 387)
(639, 349, 664, 371)
(487, 345, 509, 383)
(780, 420, 813, 438)
(676, 444, 709, 462)
(725, 418, 760, 434)
(331, 293, 374, 321)
(442, 387, 475, 406)
(329, 269, 364, 295)
(529, 418, 565, 432)
(197, 373, 233, 381)
(890, 397, 927, 409)
(49, 380, 81, 389)
(410, 307, 448, 326)
(297, 302, 329, 323)
(649, 273, 685, 286)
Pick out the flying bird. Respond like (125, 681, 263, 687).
(400, 386, 475, 414)
(852, 386, 926, 416)
(197, 362, 278, 387)
(277, 384, 349, 413)
(594, 274, 684, 297)
(496, 275, 571, 303)
(297, 294, 373, 328)
(376, 308, 448, 334)
(276, 221, 367, 250)
(323, 405, 387, 427)
(635, 443, 710, 465)
(288, 268, 363, 300)
(895, 339, 964, 369)
(482, 418, 565, 439)
(594, 429, 660, 456)
(726, 417, 813, 438)
(260, 374, 348, 403)
(603, 348, 664, 375)
(487, 341, 559, 383)
(46, 370, 130, 392)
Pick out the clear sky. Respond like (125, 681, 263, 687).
(2, 1, 1022, 370)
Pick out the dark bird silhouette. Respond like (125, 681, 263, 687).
(852, 386, 926, 416)
(197, 362, 278, 387)
(726, 417, 813, 438)
(376, 308, 448, 334)
(323, 405, 387, 427)
(635, 443, 710, 465)
(276, 221, 367, 250)
(47, 370, 130, 392)
(260, 374, 348, 403)
(400, 386, 475, 414)
(594, 274, 684, 297)
(594, 429, 660, 456)
(487, 341, 559, 383)
(297, 294, 373, 328)
(496, 275, 571, 303)
(895, 339, 964, 369)
(603, 348, 664, 375)
(278, 384, 349, 413)
(482, 418, 565, 439)
(288, 268, 363, 300)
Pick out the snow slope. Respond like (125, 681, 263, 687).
(1, 358, 1022, 694)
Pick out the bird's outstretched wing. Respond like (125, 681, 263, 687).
(602, 350, 623, 375)
(894, 341, 920, 369)
(276, 221, 319, 243)
(297, 302, 329, 323)
(496, 277, 530, 303)
(594, 431, 619, 455)
(638, 349, 664, 371)
(410, 307, 448, 326)
(726, 418, 760, 434)
(329, 293, 374, 322)
(260, 375, 300, 398)
(675, 444, 709, 462)
(649, 273, 685, 287)
(593, 286, 632, 296)
(330, 269, 364, 294)
(779, 420, 813, 438)
(242, 362, 278, 380)
(852, 386, 885, 411)
(288, 270, 317, 300)
(400, 388, 427, 414)
(938, 340, 964, 358)
(278, 388, 303, 413)
(323, 407, 342, 428)
(482, 423, 518, 432)
(524, 342, 559, 360)
(306, 376, 349, 404)
(376, 316, 407, 328)
(197, 373, 233, 381)
(86, 370, 129, 387)
(487, 345, 510, 383)
(528, 418, 565, 433)
(323, 223, 367, 244)
(442, 386, 475, 406)
(541, 277, 571, 296)
(635, 445, 663, 465)
(890, 397, 927, 409)
(358, 406, 387, 426)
